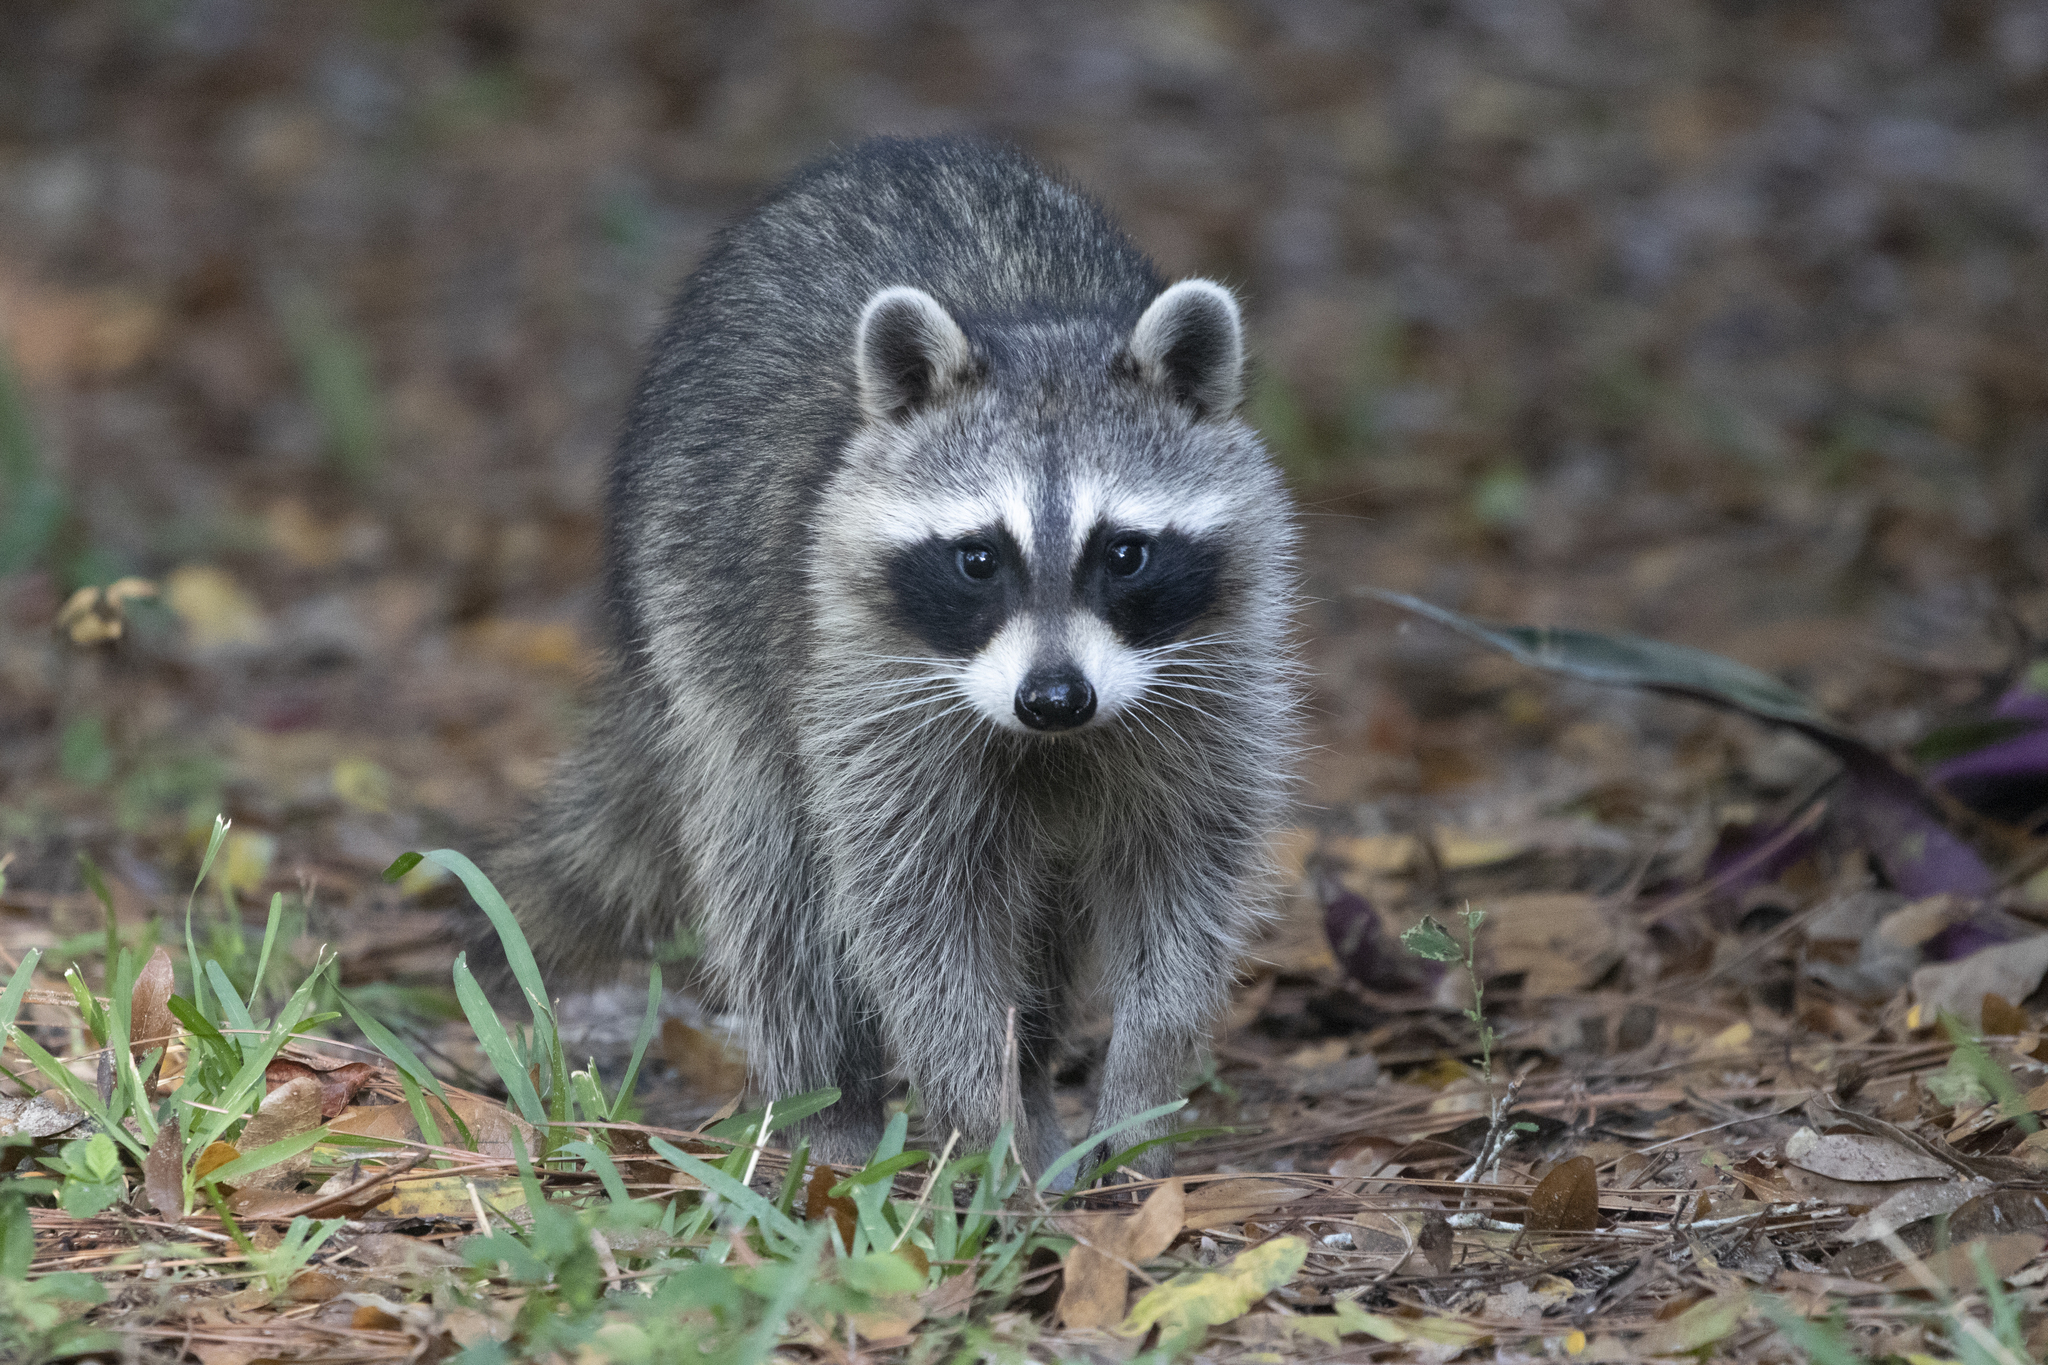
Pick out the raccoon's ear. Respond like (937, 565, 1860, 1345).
(1126, 279, 1245, 419)
(855, 286, 976, 422)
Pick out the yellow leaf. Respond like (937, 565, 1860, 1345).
(1119, 1236, 1307, 1342)
(1704, 1020, 1753, 1055)
(378, 1175, 527, 1221)
(1564, 1329, 1587, 1355)
(332, 757, 394, 814)
(217, 830, 275, 896)
(1283, 1298, 1408, 1345)
(166, 565, 268, 650)
(1637, 1293, 1747, 1355)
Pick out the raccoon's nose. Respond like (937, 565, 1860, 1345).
(1014, 669, 1097, 731)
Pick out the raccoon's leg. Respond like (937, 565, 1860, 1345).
(691, 771, 893, 1166)
(1015, 910, 1087, 1184)
(1087, 853, 1252, 1180)
(716, 914, 891, 1166)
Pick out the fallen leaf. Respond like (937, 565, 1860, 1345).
(1181, 1177, 1310, 1230)
(1057, 1179, 1185, 1329)
(1477, 894, 1620, 995)
(807, 1163, 858, 1247)
(1911, 935, 2048, 1031)
(1880, 1234, 2044, 1292)
(332, 757, 394, 813)
(1637, 1292, 1747, 1355)
(377, 1174, 526, 1222)
(344, 1232, 468, 1273)
(1981, 993, 2031, 1035)
(1782, 1128, 1954, 1183)
(920, 1270, 977, 1321)
(309, 1062, 378, 1118)
(143, 1119, 184, 1219)
(237, 1075, 323, 1190)
(165, 564, 269, 651)
(192, 1141, 240, 1182)
(1525, 1156, 1599, 1231)
(129, 948, 176, 1087)
(662, 1018, 748, 1095)
(1418, 1211, 1453, 1273)
(1844, 1182, 1980, 1242)
(1119, 1235, 1307, 1342)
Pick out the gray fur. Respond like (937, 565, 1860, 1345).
(497, 137, 1298, 1179)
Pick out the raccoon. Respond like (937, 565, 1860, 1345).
(500, 136, 1298, 1180)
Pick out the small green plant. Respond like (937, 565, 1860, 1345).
(35, 1133, 126, 1218)
(1402, 906, 1494, 1081)
(0, 1193, 115, 1364)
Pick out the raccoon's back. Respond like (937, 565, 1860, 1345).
(607, 138, 1164, 695)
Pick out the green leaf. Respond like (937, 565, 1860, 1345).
(1082, 1127, 1237, 1186)
(452, 954, 547, 1127)
(827, 1150, 931, 1198)
(609, 963, 663, 1121)
(0, 949, 42, 1039)
(198, 1128, 332, 1190)
(381, 851, 424, 882)
(1365, 589, 1846, 737)
(1401, 915, 1463, 963)
(648, 1136, 808, 1246)
(1041, 1098, 1187, 1191)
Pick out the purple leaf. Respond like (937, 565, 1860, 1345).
(1318, 871, 1435, 992)
(1927, 682, 2048, 827)
(1840, 753, 1999, 899)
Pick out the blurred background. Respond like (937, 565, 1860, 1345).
(2, 0, 2046, 966)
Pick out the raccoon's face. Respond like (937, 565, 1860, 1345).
(827, 279, 1281, 737)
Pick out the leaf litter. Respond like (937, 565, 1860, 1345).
(2, 598, 2047, 1362)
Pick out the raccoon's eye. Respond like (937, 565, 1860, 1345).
(957, 543, 999, 581)
(1106, 536, 1150, 577)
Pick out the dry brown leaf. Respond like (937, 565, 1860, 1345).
(130, 947, 176, 1091)
(193, 1141, 239, 1182)
(1982, 993, 2031, 1035)
(806, 1163, 859, 1247)
(1056, 1179, 1184, 1329)
(143, 1118, 184, 1219)
(1476, 894, 1621, 995)
(920, 1269, 978, 1320)
(662, 1018, 749, 1095)
(237, 1075, 323, 1190)
(1181, 1177, 1309, 1230)
(1879, 1234, 2045, 1292)
(345, 1232, 467, 1273)
(1525, 1155, 1599, 1231)
(1782, 1129, 1954, 1183)
(1911, 935, 2048, 1031)
(1056, 1243, 1128, 1330)
(1843, 1181, 1978, 1242)
(1417, 1212, 1453, 1273)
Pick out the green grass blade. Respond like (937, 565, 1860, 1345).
(452, 954, 547, 1126)
(4, 1025, 147, 1159)
(608, 962, 662, 1121)
(0, 949, 42, 1036)
(1040, 1099, 1187, 1191)
(204, 961, 257, 1040)
(828, 1150, 930, 1198)
(648, 1136, 807, 1246)
(248, 892, 285, 1015)
(198, 1128, 332, 1190)
(562, 1140, 633, 1206)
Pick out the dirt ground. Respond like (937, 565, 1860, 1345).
(6, 3, 2048, 1360)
